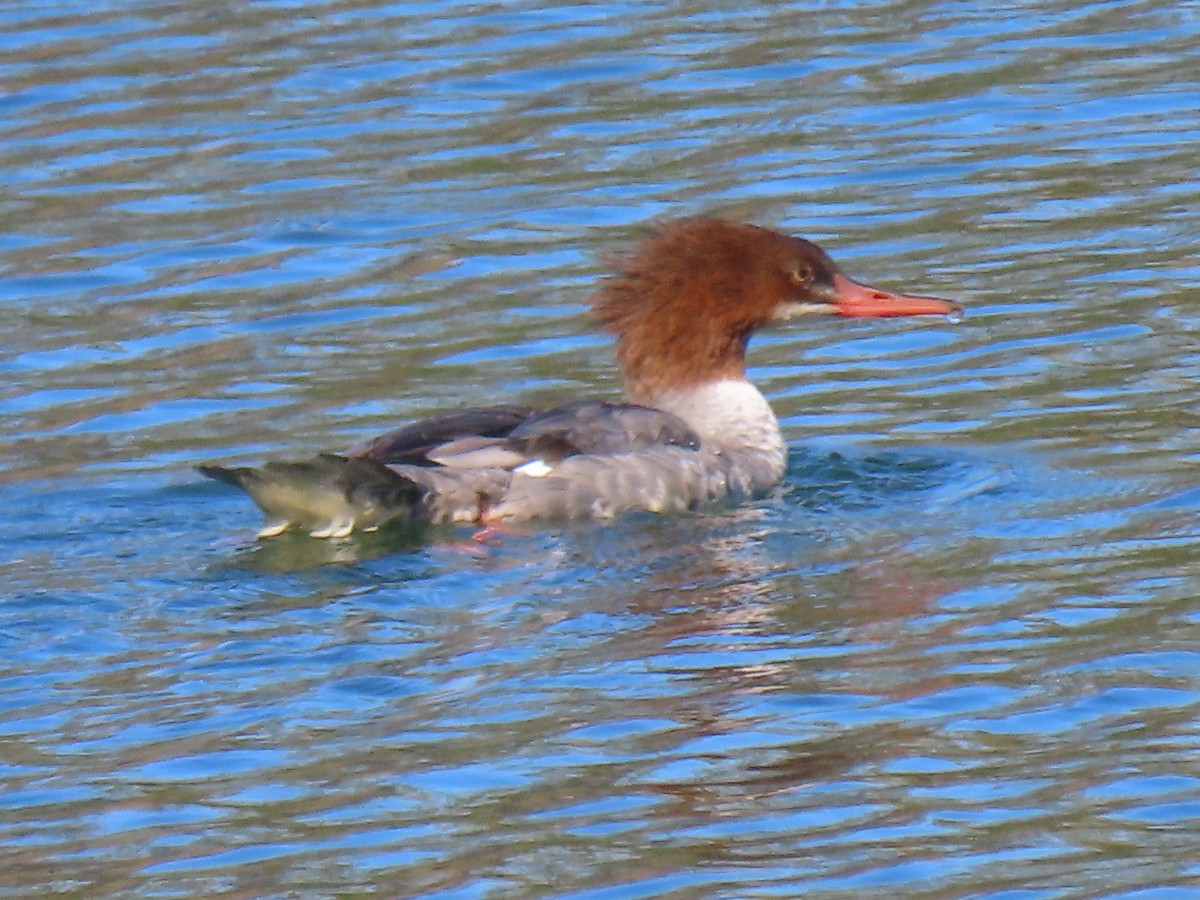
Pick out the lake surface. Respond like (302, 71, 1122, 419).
(3, 0, 1200, 896)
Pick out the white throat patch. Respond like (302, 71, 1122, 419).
(649, 379, 785, 458)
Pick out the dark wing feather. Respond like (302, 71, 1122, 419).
(345, 405, 536, 465)
(505, 400, 700, 462)
(343, 400, 699, 470)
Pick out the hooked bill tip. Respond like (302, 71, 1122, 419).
(831, 273, 962, 320)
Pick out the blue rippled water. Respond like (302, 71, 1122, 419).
(2, 0, 1199, 897)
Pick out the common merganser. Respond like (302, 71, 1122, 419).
(199, 219, 962, 538)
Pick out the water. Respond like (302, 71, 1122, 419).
(3, 0, 1200, 896)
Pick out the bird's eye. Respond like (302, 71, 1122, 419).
(791, 266, 813, 286)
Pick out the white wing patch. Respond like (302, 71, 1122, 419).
(514, 459, 554, 478)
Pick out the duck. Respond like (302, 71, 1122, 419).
(199, 218, 962, 538)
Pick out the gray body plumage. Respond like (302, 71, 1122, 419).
(198, 390, 787, 537)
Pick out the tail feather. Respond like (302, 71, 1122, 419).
(198, 454, 427, 537)
(196, 464, 260, 489)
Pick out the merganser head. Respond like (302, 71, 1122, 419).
(592, 218, 963, 402)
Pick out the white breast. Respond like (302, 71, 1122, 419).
(646, 379, 787, 480)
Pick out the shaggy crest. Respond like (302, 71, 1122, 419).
(591, 218, 838, 400)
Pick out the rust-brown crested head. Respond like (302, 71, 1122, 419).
(591, 218, 841, 400)
(591, 218, 962, 401)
